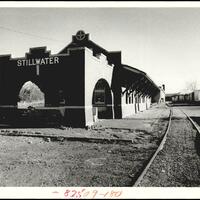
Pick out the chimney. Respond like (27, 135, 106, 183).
(162, 84, 165, 91)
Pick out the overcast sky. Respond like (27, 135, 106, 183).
(0, 3, 200, 94)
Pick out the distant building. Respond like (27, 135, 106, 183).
(193, 90, 200, 101)
(165, 92, 179, 102)
(169, 90, 200, 103)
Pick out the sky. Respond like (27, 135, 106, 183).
(0, 3, 200, 94)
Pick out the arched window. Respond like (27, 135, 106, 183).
(92, 79, 113, 119)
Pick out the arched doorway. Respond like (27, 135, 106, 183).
(17, 81, 45, 108)
(92, 79, 113, 119)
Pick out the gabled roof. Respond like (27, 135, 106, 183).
(59, 31, 160, 97)
(59, 32, 109, 56)
(59, 31, 122, 67)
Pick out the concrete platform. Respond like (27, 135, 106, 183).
(0, 103, 170, 142)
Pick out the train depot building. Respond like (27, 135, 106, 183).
(0, 31, 163, 127)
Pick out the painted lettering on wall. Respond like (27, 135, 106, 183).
(17, 57, 59, 67)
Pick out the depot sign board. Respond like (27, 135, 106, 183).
(17, 57, 59, 67)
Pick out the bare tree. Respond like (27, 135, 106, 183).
(185, 80, 198, 93)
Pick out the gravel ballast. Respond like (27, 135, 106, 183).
(139, 107, 200, 187)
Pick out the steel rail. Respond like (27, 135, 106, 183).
(133, 106, 173, 186)
(181, 109, 200, 134)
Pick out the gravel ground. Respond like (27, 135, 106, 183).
(0, 103, 170, 186)
(139, 107, 200, 187)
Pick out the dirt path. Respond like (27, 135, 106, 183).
(139, 107, 200, 187)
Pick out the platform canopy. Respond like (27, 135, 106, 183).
(120, 64, 160, 97)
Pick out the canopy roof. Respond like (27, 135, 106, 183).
(120, 64, 160, 97)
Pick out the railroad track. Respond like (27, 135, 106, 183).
(180, 109, 200, 135)
(132, 105, 200, 187)
(133, 106, 173, 186)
